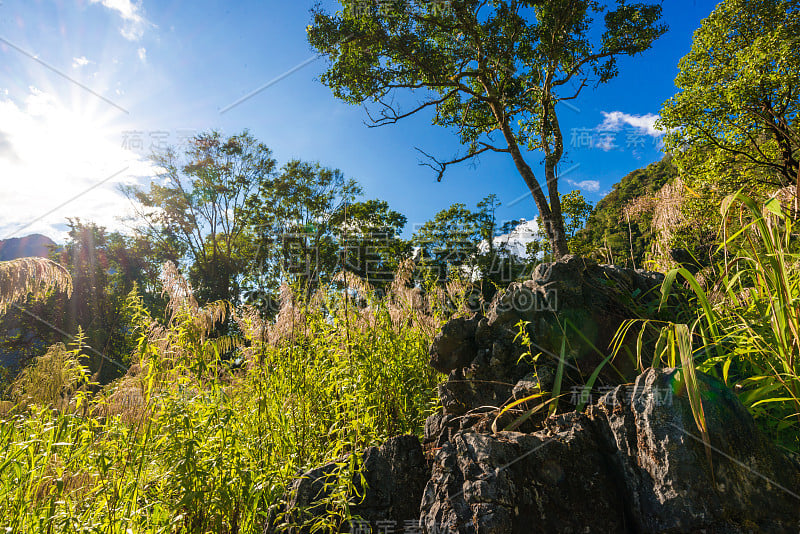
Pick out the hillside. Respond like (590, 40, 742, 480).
(0, 234, 56, 261)
(574, 157, 678, 268)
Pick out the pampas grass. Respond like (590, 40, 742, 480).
(0, 259, 448, 532)
(0, 257, 72, 314)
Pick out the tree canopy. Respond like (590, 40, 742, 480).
(124, 130, 276, 304)
(308, 0, 666, 258)
(659, 0, 800, 191)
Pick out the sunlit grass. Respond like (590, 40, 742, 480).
(0, 261, 454, 533)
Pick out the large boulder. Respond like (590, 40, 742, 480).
(418, 368, 800, 533)
(588, 367, 800, 533)
(264, 435, 429, 533)
(428, 255, 666, 441)
(429, 315, 482, 374)
(421, 413, 628, 533)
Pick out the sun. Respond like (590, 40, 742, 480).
(0, 87, 153, 241)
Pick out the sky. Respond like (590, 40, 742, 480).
(0, 0, 720, 244)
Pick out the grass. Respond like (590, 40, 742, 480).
(612, 192, 800, 453)
(0, 261, 458, 533)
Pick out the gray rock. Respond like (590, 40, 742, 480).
(511, 371, 542, 401)
(420, 413, 628, 533)
(429, 315, 482, 374)
(419, 368, 800, 533)
(265, 435, 429, 533)
(588, 367, 800, 533)
(269, 258, 800, 533)
(430, 255, 665, 426)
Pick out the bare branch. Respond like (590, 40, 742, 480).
(415, 145, 494, 181)
(365, 91, 458, 127)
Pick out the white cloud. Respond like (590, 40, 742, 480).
(594, 133, 617, 152)
(0, 88, 156, 242)
(137, 47, 147, 63)
(72, 56, 91, 68)
(597, 111, 663, 138)
(478, 218, 540, 259)
(567, 180, 600, 193)
(89, 0, 151, 41)
(567, 179, 601, 193)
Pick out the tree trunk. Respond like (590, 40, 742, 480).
(541, 209, 569, 259)
(495, 120, 569, 259)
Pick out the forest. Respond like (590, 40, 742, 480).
(0, 0, 799, 532)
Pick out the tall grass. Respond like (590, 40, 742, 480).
(615, 192, 800, 453)
(0, 261, 455, 533)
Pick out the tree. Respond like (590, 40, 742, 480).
(659, 0, 800, 193)
(308, 0, 666, 258)
(331, 199, 409, 290)
(0, 222, 158, 381)
(246, 161, 409, 306)
(51, 221, 161, 378)
(411, 194, 528, 287)
(125, 130, 276, 304)
(528, 189, 593, 261)
(413, 202, 482, 282)
(247, 159, 361, 300)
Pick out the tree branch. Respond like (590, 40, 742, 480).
(415, 145, 494, 181)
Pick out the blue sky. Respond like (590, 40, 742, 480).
(0, 0, 719, 242)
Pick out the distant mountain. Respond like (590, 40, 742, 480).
(0, 234, 57, 261)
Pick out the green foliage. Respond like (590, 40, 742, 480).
(8, 334, 93, 412)
(332, 199, 410, 289)
(248, 161, 408, 299)
(0, 263, 446, 532)
(412, 194, 530, 294)
(527, 189, 594, 261)
(573, 157, 678, 267)
(125, 130, 277, 304)
(308, 0, 666, 257)
(617, 193, 800, 453)
(659, 0, 800, 190)
(412, 201, 483, 282)
(0, 223, 158, 383)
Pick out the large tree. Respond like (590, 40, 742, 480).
(308, 0, 666, 258)
(125, 130, 276, 304)
(659, 0, 800, 192)
(247, 161, 408, 301)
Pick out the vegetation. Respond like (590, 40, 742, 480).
(0, 262, 457, 532)
(573, 157, 678, 267)
(659, 0, 800, 192)
(124, 130, 277, 305)
(0, 257, 72, 315)
(611, 192, 800, 452)
(307, 0, 666, 257)
(1, 0, 799, 531)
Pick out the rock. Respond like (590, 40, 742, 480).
(429, 315, 482, 374)
(511, 372, 540, 401)
(419, 367, 800, 533)
(588, 367, 800, 533)
(431, 255, 665, 427)
(420, 413, 628, 533)
(437, 366, 515, 417)
(265, 435, 429, 533)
